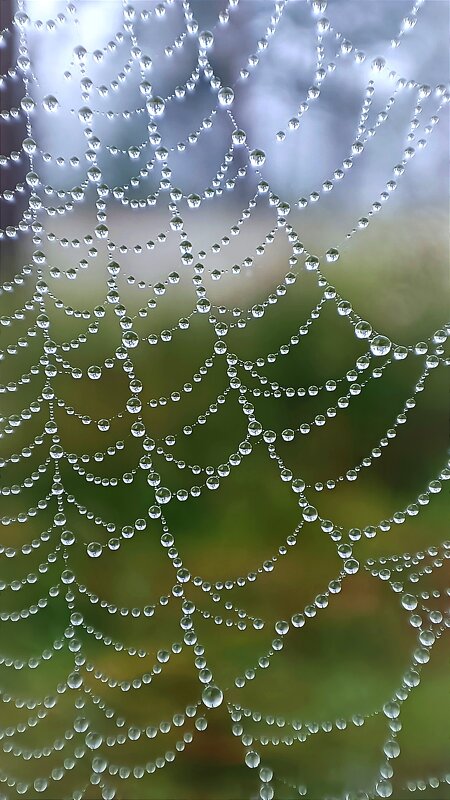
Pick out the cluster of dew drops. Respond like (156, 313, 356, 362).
(0, 0, 450, 799)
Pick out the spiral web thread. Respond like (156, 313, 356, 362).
(0, 0, 449, 798)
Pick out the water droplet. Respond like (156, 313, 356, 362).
(74, 45, 87, 62)
(68, 672, 83, 689)
(370, 335, 391, 356)
(355, 320, 372, 339)
(85, 731, 103, 750)
(249, 149, 266, 167)
(14, 11, 30, 27)
(43, 95, 59, 112)
(199, 30, 214, 49)
(21, 95, 36, 113)
(202, 685, 223, 708)
(232, 128, 246, 145)
(218, 87, 234, 107)
(92, 756, 108, 774)
(275, 620, 289, 635)
(87, 365, 102, 380)
(401, 594, 417, 611)
(344, 558, 360, 575)
(312, 0, 327, 13)
(155, 487, 172, 504)
(78, 105, 92, 124)
(123, 331, 139, 348)
(147, 96, 165, 116)
(341, 39, 353, 55)
(50, 444, 64, 460)
(23, 136, 37, 154)
(384, 740, 400, 758)
(371, 57, 386, 72)
(187, 193, 201, 208)
(303, 506, 318, 522)
(245, 751, 261, 768)
(305, 255, 319, 271)
(87, 166, 102, 182)
(87, 542, 103, 558)
(376, 780, 392, 797)
(325, 247, 339, 262)
(260, 767, 273, 782)
(383, 701, 400, 719)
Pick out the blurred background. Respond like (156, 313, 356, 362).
(0, 1, 449, 798)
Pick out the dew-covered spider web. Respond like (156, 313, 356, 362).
(0, 0, 449, 798)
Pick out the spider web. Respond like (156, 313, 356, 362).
(0, 1, 449, 799)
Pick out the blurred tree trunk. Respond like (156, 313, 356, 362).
(1, 0, 25, 277)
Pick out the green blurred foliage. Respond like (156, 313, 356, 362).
(0, 211, 449, 799)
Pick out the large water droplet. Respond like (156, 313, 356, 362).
(305, 255, 319, 271)
(199, 30, 214, 49)
(147, 96, 165, 116)
(87, 365, 102, 380)
(260, 767, 273, 782)
(249, 149, 266, 167)
(43, 95, 59, 112)
(245, 751, 261, 768)
(325, 247, 339, 263)
(202, 685, 223, 708)
(21, 95, 36, 113)
(92, 756, 108, 774)
(155, 487, 172, 504)
(85, 731, 103, 750)
(370, 335, 391, 356)
(218, 87, 234, 107)
(232, 129, 246, 145)
(371, 57, 386, 72)
(87, 542, 103, 558)
(355, 320, 372, 339)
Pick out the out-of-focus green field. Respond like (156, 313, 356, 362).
(0, 208, 449, 800)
